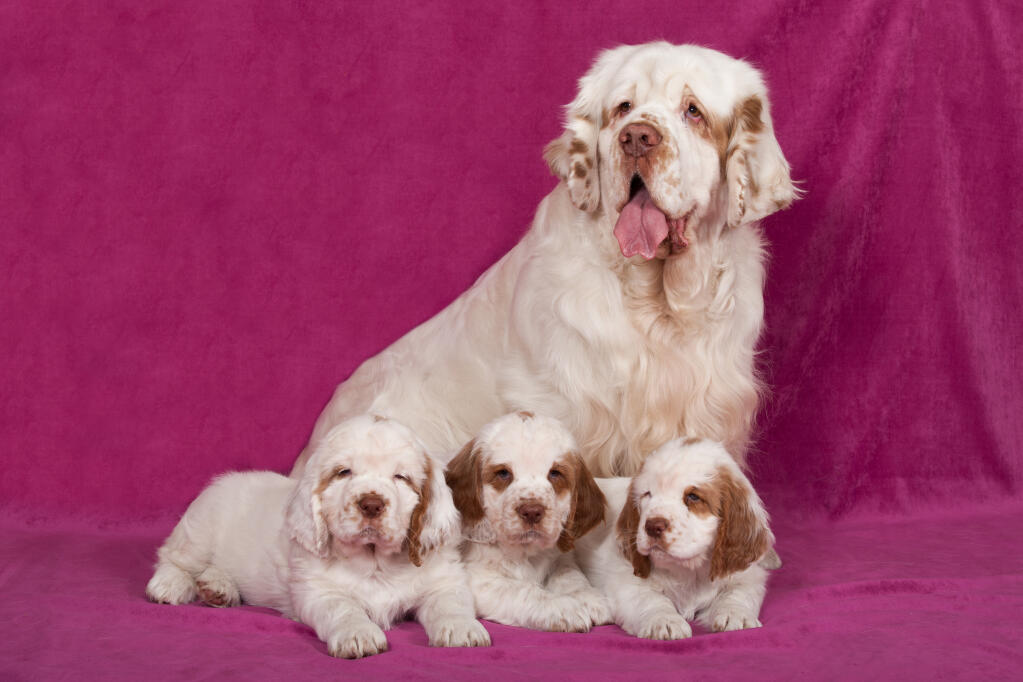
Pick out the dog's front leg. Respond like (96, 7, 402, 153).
(416, 571, 491, 648)
(545, 553, 612, 626)
(291, 583, 387, 659)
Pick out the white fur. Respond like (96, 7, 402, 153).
(450, 413, 611, 631)
(291, 42, 796, 479)
(575, 438, 773, 639)
(146, 415, 489, 658)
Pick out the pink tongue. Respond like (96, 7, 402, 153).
(613, 188, 670, 260)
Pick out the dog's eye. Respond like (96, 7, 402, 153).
(495, 468, 511, 480)
(394, 473, 410, 483)
(685, 103, 702, 121)
(548, 469, 563, 481)
(617, 101, 632, 115)
(641, 491, 651, 499)
(334, 468, 351, 479)
(685, 491, 701, 503)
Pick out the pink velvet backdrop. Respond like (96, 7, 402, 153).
(2, 0, 1022, 679)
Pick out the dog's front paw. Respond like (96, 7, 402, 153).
(711, 609, 762, 632)
(576, 588, 612, 626)
(634, 613, 692, 640)
(427, 617, 491, 648)
(328, 623, 388, 659)
(146, 563, 197, 605)
(539, 595, 594, 633)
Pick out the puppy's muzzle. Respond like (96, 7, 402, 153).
(516, 501, 546, 526)
(357, 493, 386, 519)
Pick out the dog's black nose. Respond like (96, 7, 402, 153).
(644, 517, 668, 539)
(357, 493, 385, 519)
(516, 502, 545, 525)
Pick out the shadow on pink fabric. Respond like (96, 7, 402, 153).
(1, 1, 1021, 679)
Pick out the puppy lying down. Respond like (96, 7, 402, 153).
(444, 412, 611, 632)
(575, 437, 773, 639)
(146, 415, 489, 658)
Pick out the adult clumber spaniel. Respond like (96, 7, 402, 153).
(292, 42, 796, 478)
(575, 437, 773, 639)
(444, 412, 610, 631)
(147, 415, 489, 658)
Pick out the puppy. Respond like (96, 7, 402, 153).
(146, 415, 490, 658)
(575, 437, 773, 639)
(444, 411, 610, 632)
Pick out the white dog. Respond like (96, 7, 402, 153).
(575, 437, 773, 639)
(291, 42, 796, 480)
(444, 412, 611, 631)
(146, 415, 490, 658)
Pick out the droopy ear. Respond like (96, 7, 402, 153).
(709, 469, 773, 580)
(725, 94, 799, 227)
(557, 453, 607, 552)
(444, 439, 484, 525)
(285, 464, 331, 559)
(406, 455, 461, 566)
(544, 117, 601, 213)
(615, 481, 651, 579)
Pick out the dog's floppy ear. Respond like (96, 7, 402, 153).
(285, 458, 331, 558)
(544, 119, 600, 213)
(444, 439, 484, 525)
(406, 455, 461, 566)
(725, 93, 799, 228)
(616, 481, 651, 578)
(557, 453, 606, 552)
(709, 468, 773, 580)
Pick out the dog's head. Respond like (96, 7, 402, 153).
(545, 42, 797, 260)
(286, 415, 460, 565)
(445, 412, 606, 553)
(616, 438, 772, 580)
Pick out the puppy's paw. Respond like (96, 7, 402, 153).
(635, 613, 692, 640)
(146, 563, 197, 605)
(328, 623, 388, 659)
(196, 567, 240, 608)
(539, 595, 593, 633)
(576, 588, 613, 626)
(427, 617, 491, 648)
(711, 610, 762, 632)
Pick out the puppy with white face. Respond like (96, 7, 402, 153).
(146, 415, 489, 658)
(575, 438, 773, 639)
(444, 412, 611, 632)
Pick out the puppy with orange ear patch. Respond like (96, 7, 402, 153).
(146, 415, 489, 658)
(575, 438, 773, 639)
(445, 412, 611, 632)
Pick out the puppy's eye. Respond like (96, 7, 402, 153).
(495, 468, 511, 480)
(548, 469, 563, 481)
(334, 468, 351, 479)
(617, 101, 632, 115)
(685, 491, 702, 503)
(641, 491, 651, 499)
(685, 103, 702, 121)
(394, 473, 410, 483)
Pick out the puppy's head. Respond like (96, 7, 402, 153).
(445, 412, 605, 553)
(616, 438, 772, 579)
(286, 415, 460, 565)
(545, 42, 797, 260)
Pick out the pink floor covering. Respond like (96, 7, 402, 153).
(2, 1, 1022, 679)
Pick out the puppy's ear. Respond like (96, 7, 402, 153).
(444, 439, 484, 525)
(557, 453, 606, 552)
(285, 461, 331, 558)
(709, 469, 773, 580)
(725, 93, 800, 228)
(406, 455, 461, 566)
(616, 481, 651, 579)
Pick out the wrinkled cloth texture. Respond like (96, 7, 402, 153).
(1, 1, 1021, 680)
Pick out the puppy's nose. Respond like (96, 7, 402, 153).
(516, 502, 546, 526)
(357, 493, 386, 519)
(644, 517, 669, 539)
(619, 123, 662, 158)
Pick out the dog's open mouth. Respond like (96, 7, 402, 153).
(614, 174, 689, 260)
